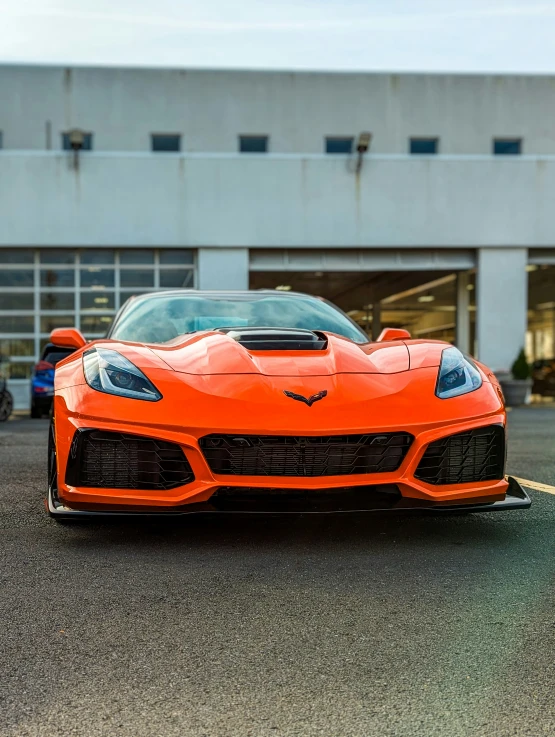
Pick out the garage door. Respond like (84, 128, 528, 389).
(250, 248, 476, 272)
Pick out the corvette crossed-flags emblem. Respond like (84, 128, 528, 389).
(283, 390, 328, 407)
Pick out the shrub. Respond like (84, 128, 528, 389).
(511, 348, 531, 381)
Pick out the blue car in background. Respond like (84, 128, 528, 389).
(30, 343, 74, 418)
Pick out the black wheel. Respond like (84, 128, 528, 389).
(31, 399, 42, 419)
(48, 420, 57, 493)
(0, 390, 13, 422)
(47, 421, 80, 524)
(47, 424, 76, 524)
(48, 420, 65, 522)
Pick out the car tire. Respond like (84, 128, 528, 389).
(30, 400, 43, 419)
(0, 391, 13, 422)
(47, 421, 78, 525)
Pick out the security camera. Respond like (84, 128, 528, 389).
(357, 132, 372, 153)
(67, 128, 87, 169)
(68, 128, 86, 150)
(356, 132, 372, 173)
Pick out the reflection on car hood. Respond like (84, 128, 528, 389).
(146, 331, 410, 376)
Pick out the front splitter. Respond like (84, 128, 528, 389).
(46, 476, 531, 520)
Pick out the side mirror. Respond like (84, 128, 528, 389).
(377, 328, 411, 342)
(50, 328, 87, 350)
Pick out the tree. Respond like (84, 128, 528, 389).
(511, 348, 530, 381)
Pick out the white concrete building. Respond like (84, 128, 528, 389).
(1, 65, 554, 407)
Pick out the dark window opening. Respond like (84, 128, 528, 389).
(151, 134, 181, 152)
(493, 138, 522, 155)
(410, 138, 438, 155)
(239, 136, 268, 153)
(61, 132, 93, 151)
(325, 137, 354, 154)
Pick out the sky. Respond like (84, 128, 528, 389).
(2, 0, 555, 72)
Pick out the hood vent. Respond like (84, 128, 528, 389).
(218, 327, 327, 351)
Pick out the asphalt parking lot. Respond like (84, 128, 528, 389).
(1, 410, 554, 737)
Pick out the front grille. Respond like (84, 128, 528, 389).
(199, 433, 413, 477)
(65, 430, 195, 490)
(414, 425, 505, 485)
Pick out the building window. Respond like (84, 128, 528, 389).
(0, 248, 197, 404)
(41, 293, 75, 310)
(120, 249, 155, 265)
(0, 270, 34, 287)
(239, 136, 268, 153)
(325, 137, 354, 154)
(81, 293, 115, 310)
(0, 249, 33, 264)
(159, 249, 194, 265)
(0, 293, 34, 310)
(493, 138, 522, 155)
(61, 132, 93, 151)
(80, 268, 115, 289)
(159, 270, 194, 288)
(151, 134, 181, 152)
(410, 138, 438, 155)
(80, 249, 115, 265)
(40, 268, 75, 288)
(120, 270, 155, 288)
(40, 249, 75, 265)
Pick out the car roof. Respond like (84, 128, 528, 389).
(126, 289, 318, 302)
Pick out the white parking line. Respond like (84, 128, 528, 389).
(514, 477, 555, 495)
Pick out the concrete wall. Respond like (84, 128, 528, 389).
(198, 248, 249, 289)
(2, 66, 555, 154)
(1, 153, 555, 248)
(476, 248, 528, 371)
(1, 64, 548, 388)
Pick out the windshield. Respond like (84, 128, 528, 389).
(110, 293, 368, 344)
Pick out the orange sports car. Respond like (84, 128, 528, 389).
(47, 290, 530, 520)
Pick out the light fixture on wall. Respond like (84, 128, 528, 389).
(275, 285, 292, 291)
(417, 293, 435, 303)
(67, 128, 86, 169)
(356, 131, 372, 174)
(357, 131, 372, 153)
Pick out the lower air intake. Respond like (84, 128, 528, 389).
(414, 425, 505, 485)
(209, 484, 402, 512)
(199, 433, 413, 477)
(65, 430, 194, 490)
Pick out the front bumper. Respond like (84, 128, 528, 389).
(51, 372, 517, 514)
(47, 476, 531, 519)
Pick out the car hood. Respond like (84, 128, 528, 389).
(143, 331, 410, 376)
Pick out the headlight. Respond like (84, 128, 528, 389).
(436, 347, 482, 399)
(83, 347, 162, 401)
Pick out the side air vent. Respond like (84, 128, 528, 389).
(414, 425, 505, 485)
(65, 429, 195, 490)
(218, 327, 327, 351)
